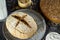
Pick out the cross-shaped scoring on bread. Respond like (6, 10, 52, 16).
(6, 12, 37, 39)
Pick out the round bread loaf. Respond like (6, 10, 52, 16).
(6, 12, 37, 39)
(40, 0, 60, 23)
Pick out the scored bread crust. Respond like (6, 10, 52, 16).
(40, 0, 60, 23)
(6, 12, 37, 39)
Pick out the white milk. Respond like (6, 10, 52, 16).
(0, 0, 7, 21)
